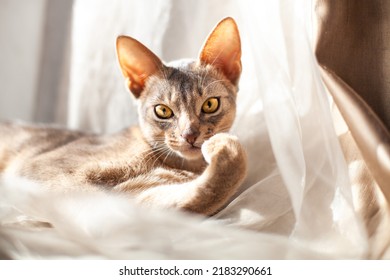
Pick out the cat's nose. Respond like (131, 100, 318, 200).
(181, 130, 200, 145)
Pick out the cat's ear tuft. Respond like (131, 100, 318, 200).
(116, 36, 163, 98)
(199, 17, 242, 85)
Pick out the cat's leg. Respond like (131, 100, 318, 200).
(136, 133, 247, 215)
(111, 167, 198, 192)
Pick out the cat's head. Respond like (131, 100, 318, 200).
(116, 17, 241, 160)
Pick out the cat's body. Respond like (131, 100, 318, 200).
(0, 18, 247, 215)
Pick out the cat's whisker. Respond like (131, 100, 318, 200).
(167, 140, 180, 145)
(162, 149, 173, 165)
(203, 79, 225, 92)
(151, 146, 172, 167)
(143, 148, 163, 166)
(156, 62, 171, 90)
(208, 43, 228, 69)
(149, 144, 168, 153)
(198, 44, 227, 92)
(200, 66, 212, 90)
(140, 142, 170, 166)
(218, 125, 233, 133)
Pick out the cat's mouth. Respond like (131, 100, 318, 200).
(169, 143, 203, 159)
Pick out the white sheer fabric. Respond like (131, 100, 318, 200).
(64, 0, 368, 258)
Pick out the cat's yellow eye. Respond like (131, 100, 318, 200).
(202, 97, 220, 114)
(154, 104, 173, 119)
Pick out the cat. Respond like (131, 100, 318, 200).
(0, 17, 247, 216)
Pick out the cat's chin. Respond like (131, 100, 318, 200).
(174, 146, 203, 160)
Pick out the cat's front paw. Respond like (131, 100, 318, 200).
(202, 133, 246, 169)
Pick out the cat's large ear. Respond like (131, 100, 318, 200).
(199, 17, 242, 85)
(116, 36, 163, 98)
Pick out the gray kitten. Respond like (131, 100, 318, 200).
(0, 17, 247, 215)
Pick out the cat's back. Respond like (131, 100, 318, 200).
(0, 121, 86, 157)
(0, 121, 86, 174)
(0, 122, 148, 179)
